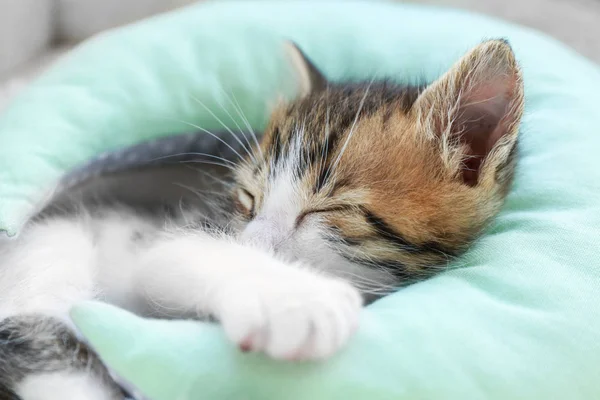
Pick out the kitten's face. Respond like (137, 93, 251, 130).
(233, 40, 524, 290)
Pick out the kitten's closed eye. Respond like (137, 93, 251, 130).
(295, 205, 355, 228)
(235, 189, 255, 218)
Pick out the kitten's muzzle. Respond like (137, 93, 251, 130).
(239, 218, 288, 252)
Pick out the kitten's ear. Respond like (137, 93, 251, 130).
(413, 39, 524, 186)
(284, 41, 328, 97)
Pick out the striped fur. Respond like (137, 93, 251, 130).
(234, 39, 524, 285)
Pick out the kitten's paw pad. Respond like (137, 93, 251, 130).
(215, 277, 362, 361)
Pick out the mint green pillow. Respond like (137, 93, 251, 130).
(2, 1, 600, 399)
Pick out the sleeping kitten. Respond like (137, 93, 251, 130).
(0, 39, 523, 400)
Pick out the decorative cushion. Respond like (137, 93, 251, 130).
(2, 1, 599, 399)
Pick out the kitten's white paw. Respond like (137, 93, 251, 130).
(214, 267, 362, 361)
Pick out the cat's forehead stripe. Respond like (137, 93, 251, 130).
(268, 82, 423, 178)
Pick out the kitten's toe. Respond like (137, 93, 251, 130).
(263, 305, 315, 360)
(216, 278, 362, 361)
(216, 292, 267, 353)
(291, 283, 362, 361)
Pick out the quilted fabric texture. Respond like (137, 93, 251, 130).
(1, 0, 599, 399)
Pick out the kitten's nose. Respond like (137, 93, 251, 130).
(239, 218, 285, 252)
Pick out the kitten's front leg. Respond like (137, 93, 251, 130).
(135, 233, 362, 360)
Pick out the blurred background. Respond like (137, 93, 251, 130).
(1, 0, 598, 110)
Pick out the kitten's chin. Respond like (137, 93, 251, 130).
(233, 218, 395, 299)
(284, 240, 396, 300)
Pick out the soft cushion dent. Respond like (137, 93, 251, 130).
(1, 1, 600, 399)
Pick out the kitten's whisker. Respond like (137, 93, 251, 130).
(190, 95, 257, 163)
(174, 183, 226, 199)
(352, 270, 397, 289)
(148, 152, 237, 166)
(180, 159, 237, 171)
(175, 119, 246, 162)
(350, 279, 397, 292)
(335, 247, 400, 286)
(356, 288, 397, 296)
(221, 86, 263, 159)
(344, 277, 398, 297)
(210, 92, 255, 156)
(321, 240, 399, 289)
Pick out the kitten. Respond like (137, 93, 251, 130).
(0, 39, 523, 400)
